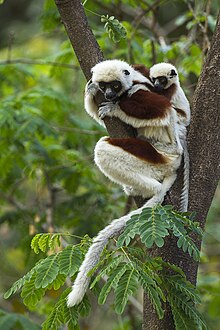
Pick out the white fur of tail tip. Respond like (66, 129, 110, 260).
(67, 285, 85, 307)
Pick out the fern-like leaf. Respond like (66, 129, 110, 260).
(176, 234, 200, 261)
(144, 285, 165, 319)
(49, 233, 61, 250)
(170, 294, 207, 330)
(101, 15, 127, 42)
(58, 245, 82, 277)
(139, 272, 165, 319)
(166, 275, 201, 304)
(62, 304, 79, 328)
(42, 306, 61, 330)
(31, 234, 41, 254)
(4, 261, 42, 299)
(35, 254, 59, 288)
(42, 288, 79, 330)
(78, 295, 91, 317)
(98, 263, 128, 305)
(171, 304, 198, 330)
(38, 234, 50, 252)
(117, 214, 140, 247)
(21, 273, 45, 308)
(47, 273, 66, 291)
(139, 207, 170, 248)
(114, 268, 138, 314)
(31, 233, 61, 254)
(90, 254, 124, 289)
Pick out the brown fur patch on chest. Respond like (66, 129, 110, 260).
(119, 90, 171, 120)
(105, 137, 169, 164)
(156, 84, 177, 100)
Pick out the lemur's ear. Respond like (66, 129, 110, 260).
(170, 69, 177, 76)
(123, 70, 130, 75)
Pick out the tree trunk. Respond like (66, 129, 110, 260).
(54, 1, 220, 329)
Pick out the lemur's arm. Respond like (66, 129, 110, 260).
(84, 81, 106, 127)
(99, 89, 174, 128)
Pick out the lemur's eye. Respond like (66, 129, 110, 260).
(112, 81, 122, 91)
(123, 70, 130, 75)
(170, 69, 177, 77)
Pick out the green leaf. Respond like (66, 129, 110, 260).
(48, 273, 66, 290)
(139, 207, 169, 248)
(4, 262, 41, 299)
(21, 274, 45, 308)
(58, 245, 83, 277)
(31, 233, 61, 253)
(35, 254, 59, 288)
(42, 288, 79, 330)
(176, 234, 200, 261)
(42, 307, 61, 330)
(78, 295, 91, 317)
(63, 305, 79, 328)
(166, 275, 201, 304)
(170, 294, 207, 330)
(49, 234, 61, 250)
(144, 285, 165, 319)
(98, 263, 128, 305)
(117, 214, 140, 247)
(38, 234, 50, 252)
(114, 268, 138, 314)
(90, 255, 124, 289)
(161, 207, 201, 261)
(172, 305, 197, 330)
(101, 15, 127, 43)
(31, 234, 41, 254)
(139, 272, 165, 319)
(0, 311, 41, 330)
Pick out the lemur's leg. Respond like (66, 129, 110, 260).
(143, 173, 177, 206)
(94, 137, 164, 199)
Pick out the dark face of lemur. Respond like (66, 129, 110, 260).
(151, 69, 177, 91)
(98, 80, 122, 101)
(98, 69, 130, 101)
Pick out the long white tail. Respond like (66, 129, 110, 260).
(67, 214, 128, 307)
(179, 140, 190, 212)
(67, 174, 176, 307)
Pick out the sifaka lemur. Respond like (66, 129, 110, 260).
(67, 59, 189, 307)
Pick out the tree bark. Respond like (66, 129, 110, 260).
(54, 1, 220, 329)
(142, 11, 220, 329)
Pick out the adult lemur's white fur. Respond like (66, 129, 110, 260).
(149, 63, 190, 212)
(67, 60, 183, 307)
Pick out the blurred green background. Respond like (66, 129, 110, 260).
(0, 0, 219, 329)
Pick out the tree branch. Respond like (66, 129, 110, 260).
(55, 0, 103, 80)
(55, 0, 146, 207)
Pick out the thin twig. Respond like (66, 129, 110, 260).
(7, 32, 14, 62)
(0, 58, 78, 70)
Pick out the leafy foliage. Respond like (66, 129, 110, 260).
(101, 15, 127, 42)
(0, 309, 41, 330)
(31, 233, 61, 253)
(4, 208, 206, 329)
(117, 205, 202, 261)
